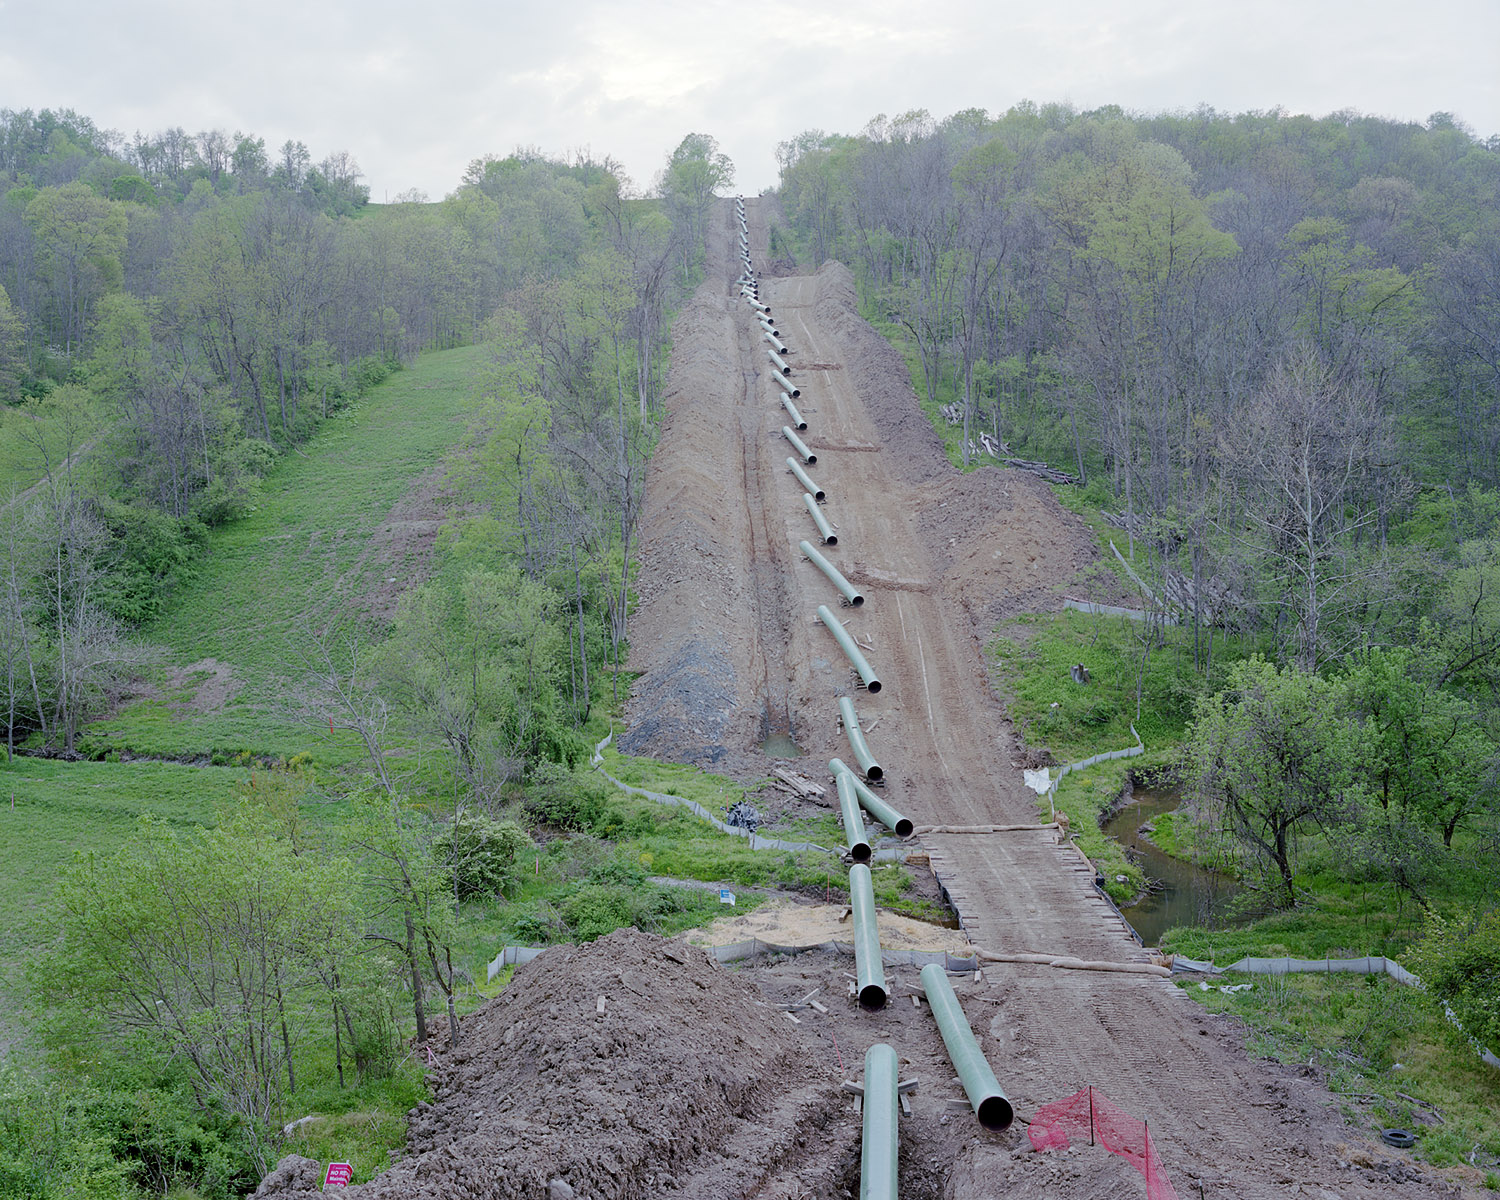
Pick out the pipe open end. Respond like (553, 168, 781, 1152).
(849, 594, 864, 607)
(795, 420, 808, 430)
(895, 817, 914, 838)
(790, 387, 802, 398)
(850, 842, 872, 864)
(858, 983, 888, 1012)
(813, 488, 826, 501)
(977, 1095, 1014, 1133)
(805, 452, 816, 464)
(865, 765, 883, 782)
(824, 533, 838, 545)
(866, 679, 882, 694)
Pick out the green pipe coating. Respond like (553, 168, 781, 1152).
(816, 605, 881, 692)
(850, 863, 888, 1010)
(860, 1042, 899, 1200)
(786, 458, 824, 500)
(919, 963, 1013, 1131)
(803, 492, 836, 543)
(801, 539, 863, 607)
(837, 770, 872, 863)
(829, 759, 913, 837)
(837, 694, 882, 777)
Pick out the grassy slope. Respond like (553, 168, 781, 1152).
(1, 348, 487, 1041)
(84, 344, 487, 765)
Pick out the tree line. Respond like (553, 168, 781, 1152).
(0, 105, 728, 762)
(2, 119, 734, 1197)
(776, 104, 1500, 1014)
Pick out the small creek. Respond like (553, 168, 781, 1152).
(1101, 787, 1241, 947)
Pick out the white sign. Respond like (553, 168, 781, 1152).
(719, 888, 736, 906)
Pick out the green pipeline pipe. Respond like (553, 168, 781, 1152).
(829, 760, 913, 837)
(803, 493, 836, 544)
(765, 332, 790, 358)
(801, 539, 863, 607)
(760, 318, 781, 338)
(837, 769, 872, 863)
(837, 694, 882, 778)
(786, 457, 824, 500)
(767, 349, 792, 375)
(781, 395, 807, 430)
(817, 605, 881, 693)
(919, 963, 1014, 1131)
(850, 863, 888, 1010)
(860, 1042, 898, 1200)
(775, 372, 802, 399)
(783, 426, 815, 463)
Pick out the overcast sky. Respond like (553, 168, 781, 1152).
(2, 0, 1496, 201)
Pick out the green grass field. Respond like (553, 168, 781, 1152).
(81, 344, 487, 765)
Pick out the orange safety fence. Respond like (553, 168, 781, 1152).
(1028, 1085, 1179, 1200)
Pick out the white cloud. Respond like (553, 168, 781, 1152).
(0, 0, 1494, 201)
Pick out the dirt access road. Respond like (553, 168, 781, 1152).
(620, 199, 1466, 1199)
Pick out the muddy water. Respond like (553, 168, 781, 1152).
(758, 731, 804, 758)
(1101, 788, 1240, 947)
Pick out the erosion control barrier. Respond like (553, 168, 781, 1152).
(492, 938, 962, 983)
(861, 1043, 899, 1200)
(1039, 724, 1144, 823)
(714, 940, 973, 970)
(1029, 1086, 1179, 1200)
(849, 863, 888, 1009)
(1195, 955, 1500, 1071)
(803, 492, 836, 543)
(919, 964, 1013, 1130)
(837, 694, 882, 777)
(774, 371, 801, 399)
(781, 395, 808, 430)
(818, 605, 881, 692)
(767, 348, 792, 375)
(783, 426, 816, 463)
(837, 769, 872, 863)
(787, 457, 824, 500)
(830, 759, 913, 836)
(802, 540, 863, 607)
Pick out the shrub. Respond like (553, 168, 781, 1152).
(523, 772, 609, 831)
(433, 814, 531, 900)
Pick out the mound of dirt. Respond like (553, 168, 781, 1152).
(811, 262, 951, 485)
(255, 930, 845, 1200)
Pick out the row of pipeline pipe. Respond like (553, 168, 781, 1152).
(784, 426, 816, 464)
(802, 539, 862, 607)
(836, 694, 882, 776)
(817, 605, 881, 692)
(830, 759, 913, 837)
(732, 238, 1012, 1200)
